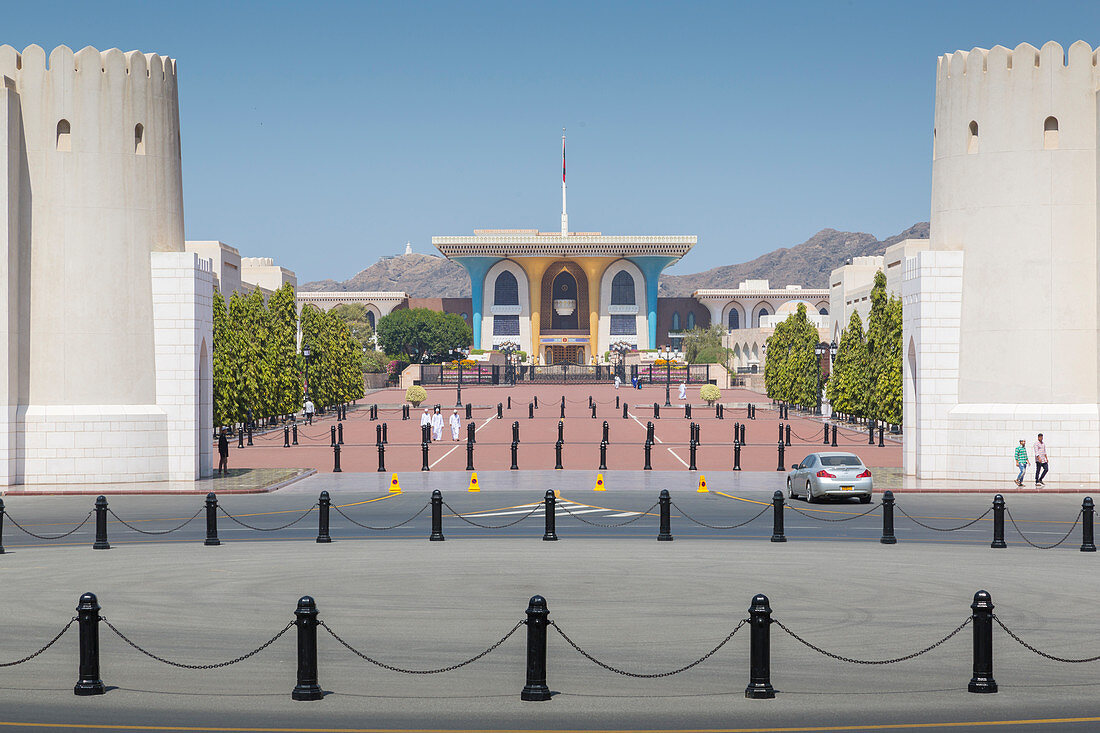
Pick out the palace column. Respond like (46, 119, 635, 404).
(453, 257, 499, 350)
(520, 258, 554, 363)
(578, 259, 611, 362)
(628, 256, 678, 350)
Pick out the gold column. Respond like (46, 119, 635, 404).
(522, 258, 554, 364)
(580, 259, 610, 363)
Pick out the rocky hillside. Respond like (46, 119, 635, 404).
(301, 222, 929, 297)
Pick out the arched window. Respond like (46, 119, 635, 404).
(494, 271, 519, 305)
(967, 120, 978, 154)
(818, 307, 829, 316)
(366, 311, 375, 329)
(686, 312, 696, 330)
(56, 119, 71, 152)
(728, 309, 739, 330)
(758, 308, 769, 326)
(134, 123, 145, 155)
(670, 312, 681, 332)
(460, 312, 468, 321)
(1044, 116, 1059, 150)
(610, 271, 635, 305)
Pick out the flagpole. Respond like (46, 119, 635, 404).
(561, 128, 568, 236)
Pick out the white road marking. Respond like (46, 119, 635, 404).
(627, 410, 689, 466)
(430, 414, 496, 469)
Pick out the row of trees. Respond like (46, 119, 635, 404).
(375, 308, 472, 363)
(826, 271, 902, 425)
(762, 303, 822, 409)
(212, 284, 364, 428)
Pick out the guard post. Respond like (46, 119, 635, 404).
(291, 596, 323, 701)
(74, 592, 106, 696)
(542, 490, 557, 541)
(880, 490, 896, 545)
(657, 489, 672, 541)
(968, 590, 997, 693)
(204, 492, 220, 546)
(430, 489, 444, 541)
(745, 593, 775, 699)
(520, 595, 551, 701)
(316, 491, 331, 543)
(770, 490, 786, 542)
(1082, 497, 1096, 552)
(991, 494, 1006, 549)
(93, 496, 110, 550)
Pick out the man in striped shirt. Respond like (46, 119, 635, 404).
(1014, 439, 1028, 487)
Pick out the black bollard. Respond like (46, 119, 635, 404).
(689, 440, 697, 471)
(430, 490, 444, 541)
(602, 420, 609, 443)
(421, 441, 430, 471)
(880, 490, 896, 545)
(646, 421, 655, 444)
(467, 421, 476, 444)
(247, 424, 253, 447)
(337, 422, 344, 445)
(382, 422, 388, 444)
(284, 426, 290, 448)
(376, 443, 385, 472)
(0, 498, 5, 555)
(740, 422, 746, 444)
(823, 423, 829, 445)
(542, 490, 557, 541)
(589, 396, 594, 409)
(770, 490, 786, 542)
(745, 593, 775, 699)
(622, 402, 628, 419)
(591, 403, 596, 419)
(878, 425, 884, 447)
(293, 424, 298, 445)
(465, 403, 472, 420)
(733, 440, 742, 471)
(734, 421, 741, 443)
(372, 404, 378, 421)
(868, 419, 875, 445)
(421, 424, 430, 444)
(74, 592, 106, 696)
(599, 440, 607, 470)
(777, 423, 784, 444)
(466, 440, 475, 471)
(644, 441, 653, 471)
(402, 404, 409, 420)
(521, 595, 551, 701)
(529, 402, 534, 419)
(512, 420, 521, 444)
(511, 441, 519, 471)
(717, 403, 723, 419)
(831, 423, 837, 447)
(1082, 497, 1096, 552)
(616, 395, 620, 409)
(330, 425, 336, 447)
(238, 428, 244, 449)
(557, 420, 564, 443)
(776, 439, 785, 472)
(93, 496, 110, 550)
(785, 424, 791, 447)
(316, 491, 331, 543)
(497, 403, 503, 419)
(534, 396, 539, 410)
(991, 494, 1006, 548)
(333, 443, 342, 473)
(654, 402, 660, 419)
(657, 489, 672, 542)
(968, 591, 997, 693)
(555, 440, 563, 470)
(508, 396, 512, 410)
(291, 596, 323, 701)
(204, 492, 220, 546)
(685, 403, 691, 419)
(560, 400, 566, 419)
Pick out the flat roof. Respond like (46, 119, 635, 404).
(433, 232, 695, 259)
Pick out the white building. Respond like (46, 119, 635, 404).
(184, 241, 296, 298)
(1, 45, 212, 486)
(828, 239, 929, 341)
(904, 41, 1100, 483)
(694, 280, 829, 332)
(295, 291, 408, 331)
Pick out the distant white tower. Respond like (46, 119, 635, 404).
(404, 241, 413, 255)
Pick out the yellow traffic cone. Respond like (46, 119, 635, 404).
(697, 475, 708, 493)
(468, 471, 480, 492)
(389, 473, 402, 494)
(593, 473, 606, 491)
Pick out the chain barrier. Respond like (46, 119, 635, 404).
(773, 617, 971, 665)
(330, 502, 429, 531)
(1005, 508, 1082, 550)
(550, 618, 747, 678)
(786, 503, 881, 523)
(441, 501, 541, 529)
(218, 504, 317, 532)
(555, 502, 659, 528)
(319, 618, 524, 674)
(993, 615, 1100, 663)
(0, 618, 76, 667)
(102, 618, 292, 669)
(5, 511, 93, 540)
(895, 506, 992, 532)
(671, 501, 771, 530)
(107, 507, 204, 536)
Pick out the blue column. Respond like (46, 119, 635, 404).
(454, 257, 500, 349)
(628, 256, 678, 350)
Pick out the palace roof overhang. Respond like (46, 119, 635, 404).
(432, 234, 696, 260)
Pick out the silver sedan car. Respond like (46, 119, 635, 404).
(787, 452, 873, 503)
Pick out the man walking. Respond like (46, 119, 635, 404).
(217, 429, 229, 476)
(1014, 439, 1029, 487)
(449, 409, 461, 441)
(304, 398, 315, 426)
(1033, 433, 1049, 487)
(678, 381, 687, 400)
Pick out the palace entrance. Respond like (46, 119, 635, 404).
(546, 345, 585, 365)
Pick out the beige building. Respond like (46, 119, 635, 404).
(828, 239, 929, 341)
(184, 241, 296, 298)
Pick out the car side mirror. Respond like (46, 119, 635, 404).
(790, 464, 799, 470)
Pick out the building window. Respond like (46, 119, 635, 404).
(366, 311, 375, 329)
(610, 314, 636, 335)
(56, 119, 71, 152)
(493, 315, 520, 336)
(728, 309, 739, 330)
(686, 312, 695, 330)
(967, 120, 978, 154)
(758, 308, 768, 326)
(1044, 116, 1059, 150)
(134, 123, 145, 155)
(494, 271, 519, 305)
(611, 270, 635, 305)
(670, 312, 681, 332)
(818, 307, 828, 316)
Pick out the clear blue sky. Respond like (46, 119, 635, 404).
(5, 1, 1100, 282)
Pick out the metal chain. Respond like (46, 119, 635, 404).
(102, 618, 292, 669)
(671, 501, 770, 530)
(330, 502, 429, 531)
(319, 618, 524, 674)
(895, 505, 992, 532)
(555, 502, 659, 528)
(5, 511, 93, 540)
(107, 507, 203, 535)
(1005, 508, 1082, 550)
(786, 503, 881, 522)
(993, 615, 1100, 663)
(442, 501, 541, 529)
(773, 617, 971, 665)
(217, 504, 317, 532)
(0, 618, 76, 667)
(549, 618, 747, 678)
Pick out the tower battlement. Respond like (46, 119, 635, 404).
(0, 44, 177, 82)
(937, 41, 1098, 79)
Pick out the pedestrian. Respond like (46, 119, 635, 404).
(420, 408, 431, 441)
(449, 409, 461, 441)
(1033, 433, 1049, 487)
(1013, 439, 1028, 487)
(614, 374, 621, 390)
(431, 405, 444, 442)
(678, 381, 687, 400)
(303, 398, 314, 426)
(217, 428, 229, 476)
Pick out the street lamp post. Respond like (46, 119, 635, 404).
(302, 345, 312, 401)
(500, 343, 517, 389)
(664, 345, 672, 407)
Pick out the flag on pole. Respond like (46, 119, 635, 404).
(562, 134, 566, 183)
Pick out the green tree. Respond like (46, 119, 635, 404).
(827, 311, 869, 419)
(264, 284, 300, 416)
(211, 289, 237, 428)
(785, 304, 821, 410)
(864, 270, 890, 421)
(764, 317, 793, 402)
(236, 288, 268, 419)
(330, 303, 376, 352)
(874, 296, 904, 426)
(682, 325, 728, 364)
(375, 308, 472, 362)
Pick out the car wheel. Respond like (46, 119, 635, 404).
(859, 494, 872, 504)
(805, 481, 815, 503)
(787, 479, 795, 499)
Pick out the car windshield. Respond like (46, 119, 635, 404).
(819, 455, 862, 467)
